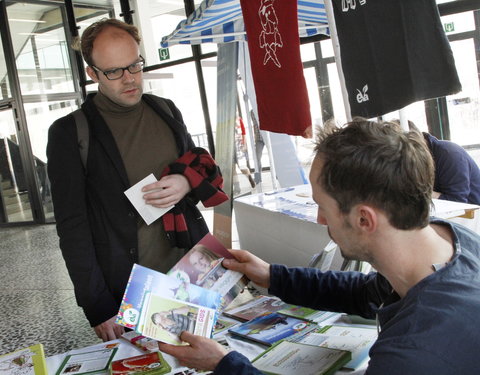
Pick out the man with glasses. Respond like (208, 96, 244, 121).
(47, 19, 225, 342)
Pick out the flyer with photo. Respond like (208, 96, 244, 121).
(55, 348, 117, 375)
(228, 312, 315, 347)
(252, 341, 351, 375)
(116, 264, 222, 345)
(0, 343, 47, 375)
(139, 293, 217, 345)
(167, 233, 247, 310)
(223, 295, 287, 322)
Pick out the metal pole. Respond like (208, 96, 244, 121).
(324, 0, 352, 121)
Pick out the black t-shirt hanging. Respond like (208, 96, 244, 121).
(332, 0, 461, 118)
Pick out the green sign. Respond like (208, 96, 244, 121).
(444, 22, 455, 33)
(158, 48, 170, 61)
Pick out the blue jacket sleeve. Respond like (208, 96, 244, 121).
(268, 265, 391, 319)
(214, 351, 263, 375)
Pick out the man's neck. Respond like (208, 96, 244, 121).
(373, 223, 454, 298)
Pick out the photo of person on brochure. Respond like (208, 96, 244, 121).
(151, 305, 198, 338)
(188, 244, 225, 285)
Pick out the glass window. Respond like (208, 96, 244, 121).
(74, 7, 112, 75)
(320, 39, 334, 58)
(7, 2, 75, 95)
(442, 11, 475, 35)
(144, 2, 192, 64)
(382, 101, 428, 132)
(446, 38, 480, 146)
(28, 99, 79, 221)
(0, 108, 33, 223)
(300, 43, 316, 61)
(0, 34, 12, 100)
(143, 62, 208, 140)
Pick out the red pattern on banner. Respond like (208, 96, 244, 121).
(240, 0, 312, 137)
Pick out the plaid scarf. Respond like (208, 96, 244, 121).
(161, 147, 228, 249)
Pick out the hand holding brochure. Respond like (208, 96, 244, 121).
(168, 233, 247, 310)
(116, 264, 222, 345)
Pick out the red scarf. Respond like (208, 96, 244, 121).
(161, 148, 228, 249)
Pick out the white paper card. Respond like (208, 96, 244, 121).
(124, 173, 174, 225)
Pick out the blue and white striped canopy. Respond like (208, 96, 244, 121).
(160, 0, 329, 47)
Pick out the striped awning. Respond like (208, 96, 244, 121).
(160, 0, 329, 47)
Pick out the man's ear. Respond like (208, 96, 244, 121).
(86, 66, 99, 83)
(355, 205, 377, 234)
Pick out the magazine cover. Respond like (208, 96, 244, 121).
(252, 341, 351, 375)
(0, 343, 47, 375)
(110, 352, 171, 375)
(55, 348, 117, 375)
(116, 264, 222, 344)
(223, 295, 287, 322)
(289, 325, 377, 371)
(121, 332, 158, 352)
(168, 233, 247, 310)
(138, 293, 217, 345)
(228, 312, 315, 346)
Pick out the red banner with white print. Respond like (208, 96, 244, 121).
(240, 0, 312, 137)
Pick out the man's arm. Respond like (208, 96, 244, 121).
(47, 117, 121, 339)
(224, 249, 385, 318)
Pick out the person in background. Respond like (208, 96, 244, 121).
(158, 118, 480, 375)
(47, 18, 226, 342)
(408, 120, 480, 205)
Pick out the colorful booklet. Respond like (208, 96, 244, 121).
(276, 305, 337, 324)
(168, 233, 247, 310)
(227, 312, 316, 347)
(116, 264, 222, 345)
(121, 332, 158, 352)
(110, 352, 171, 375)
(212, 318, 240, 336)
(0, 343, 47, 375)
(289, 324, 377, 370)
(251, 340, 351, 375)
(55, 347, 117, 375)
(223, 295, 287, 322)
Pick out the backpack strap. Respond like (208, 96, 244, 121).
(72, 109, 89, 172)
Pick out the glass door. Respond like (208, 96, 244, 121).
(0, 105, 33, 223)
(5, 1, 82, 223)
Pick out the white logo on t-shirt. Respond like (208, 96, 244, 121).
(356, 84, 369, 103)
(342, 0, 367, 12)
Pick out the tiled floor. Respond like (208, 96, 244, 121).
(0, 224, 101, 357)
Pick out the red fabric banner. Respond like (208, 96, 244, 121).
(240, 0, 312, 137)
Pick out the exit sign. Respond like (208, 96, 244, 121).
(444, 22, 455, 33)
(158, 48, 170, 61)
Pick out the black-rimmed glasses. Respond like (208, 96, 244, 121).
(91, 56, 145, 80)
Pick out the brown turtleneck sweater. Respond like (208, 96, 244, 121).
(93, 91, 184, 273)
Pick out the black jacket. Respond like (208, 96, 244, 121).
(47, 93, 209, 326)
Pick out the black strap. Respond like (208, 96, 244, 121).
(72, 109, 89, 172)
